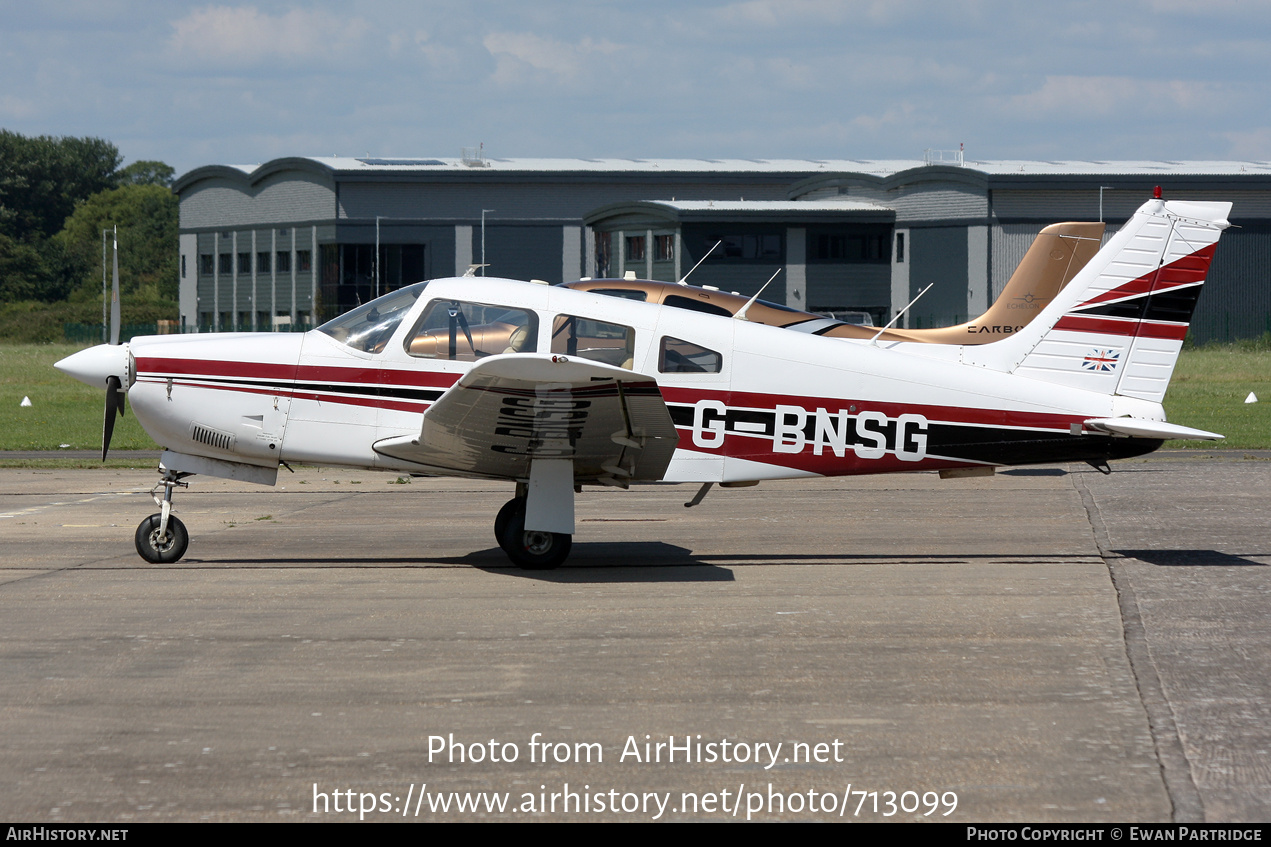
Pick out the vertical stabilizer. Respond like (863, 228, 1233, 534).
(965, 198, 1231, 402)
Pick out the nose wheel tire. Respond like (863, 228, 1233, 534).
(135, 514, 189, 564)
(495, 498, 571, 569)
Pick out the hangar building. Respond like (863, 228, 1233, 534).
(174, 154, 1271, 342)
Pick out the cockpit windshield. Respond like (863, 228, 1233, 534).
(317, 282, 428, 352)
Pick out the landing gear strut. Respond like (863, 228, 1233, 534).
(495, 496, 571, 570)
(136, 470, 191, 564)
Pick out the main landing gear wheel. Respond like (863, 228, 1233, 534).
(495, 497, 571, 570)
(494, 497, 520, 551)
(135, 514, 189, 564)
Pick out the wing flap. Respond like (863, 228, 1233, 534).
(373, 354, 679, 481)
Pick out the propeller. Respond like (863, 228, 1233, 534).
(102, 227, 124, 460)
(53, 228, 131, 459)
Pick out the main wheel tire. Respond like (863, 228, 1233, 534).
(135, 513, 189, 564)
(494, 497, 522, 552)
(496, 501, 571, 570)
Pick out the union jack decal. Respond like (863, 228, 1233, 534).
(1082, 349, 1120, 372)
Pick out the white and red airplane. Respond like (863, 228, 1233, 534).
(56, 193, 1227, 569)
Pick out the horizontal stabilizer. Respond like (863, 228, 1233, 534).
(1084, 418, 1223, 441)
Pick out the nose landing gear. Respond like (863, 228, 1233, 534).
(136, 470, 191, 564)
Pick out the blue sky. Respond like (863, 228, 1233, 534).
(2, 1, 1268, 176)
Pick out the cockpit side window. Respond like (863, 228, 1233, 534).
(659, 336, 722, 373)
(317, 282, 427, 353)
(552, 315, 635, 369)
(406, 300, 538, 361)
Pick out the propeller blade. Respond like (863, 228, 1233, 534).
(103, 375, 122, 461)
(109, 228, 120, 346)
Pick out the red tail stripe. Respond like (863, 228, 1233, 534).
(137, 357, 459, 389)
(1055, 315, 1188, 340)
(1076, 243, 1215, 308)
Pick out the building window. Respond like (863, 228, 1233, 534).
(257, 251, 271, 274)
(200, 254, 214, 275)
(655, 234, 674, 262)
(238, 252, 251, 274)
(896, 232, 905, 263)
(297, 250, 312, 272)
(180, 255, 186, 279)
(219, 253, 232, 274)
(808, 228, 891, 263)
(276, 251, 291, 273)
(625, 235, 645, 262)
(707, 233, 781, 261)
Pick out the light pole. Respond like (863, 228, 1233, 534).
(481, 209, 495, 276)
(375, 215, 381, 298)
(1099, 186, 1114, 223)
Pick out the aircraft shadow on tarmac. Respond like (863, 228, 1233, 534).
(182, 543, 737, 582)
(1113, 548, 1269, 567)
(172, 545, 1137, 581)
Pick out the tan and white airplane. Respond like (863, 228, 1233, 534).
(56, 195, 1222, 569)
(564, 221, 1105, 343)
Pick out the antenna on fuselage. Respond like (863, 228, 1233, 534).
(734, 269, 782, 322)
(464, 264, 490, 278)
(677, 240, 722, 285)
(868, 283, 933, 345)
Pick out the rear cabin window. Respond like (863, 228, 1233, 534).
(659, 337, 722, 374)
(664, 294, 732, 317)
(407, 300, 538, 361)
(552, 315, 635, 369)
(588, 288, 648, 302)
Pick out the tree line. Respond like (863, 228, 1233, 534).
(0, 130, 177, 306)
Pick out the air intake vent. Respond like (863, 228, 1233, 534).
(191, 423, 236, 452)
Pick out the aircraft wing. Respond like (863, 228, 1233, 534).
(372, 353, 679, 483)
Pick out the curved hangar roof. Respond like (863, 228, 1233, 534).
(174, 155, 1271, 194)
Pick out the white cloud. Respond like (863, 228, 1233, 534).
(167, 5, 370, 64)
(483, 31, 621, 84)
(1007, 75, 1224, 119)
(1221, 127, 1271, 161)
(718, 0, 902, 27)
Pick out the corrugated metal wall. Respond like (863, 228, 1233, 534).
(181, 174, 336, 229)
(1193, 225, 1271, 343)
(336, 180, 792, 220)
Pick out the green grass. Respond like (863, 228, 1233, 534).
(0, 343, 160, 452)
(1163, 347, 1271, 449)
(1, 343, 1267, 458)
